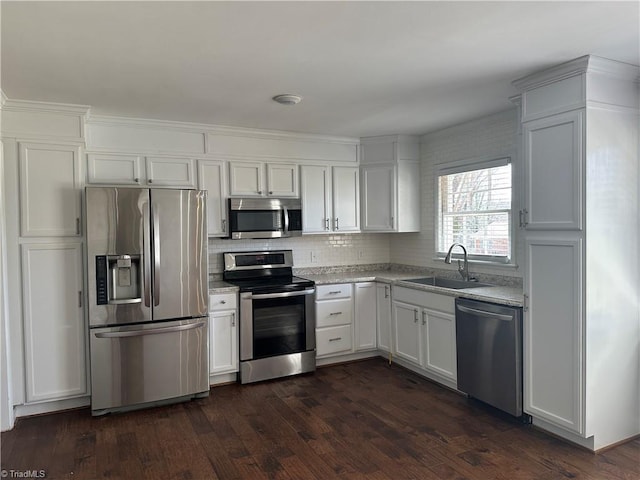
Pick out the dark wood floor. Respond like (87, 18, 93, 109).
(2, 358, 639, 480)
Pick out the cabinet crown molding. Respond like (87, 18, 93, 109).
(2, 97, 90, 116)
(512, 55, 640, 92)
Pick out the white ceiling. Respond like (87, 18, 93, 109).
(2, 1, 639, 138)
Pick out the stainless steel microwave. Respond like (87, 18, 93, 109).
(228, 198, 303, 239)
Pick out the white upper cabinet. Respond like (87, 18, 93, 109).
(229, 161, 298, 197)
(300, 165, 359, 234)
(87, 153, 143, 185)
(301, 165, 330, 233)
(267, 163, 299, 197)
(145, 156, 196, 187)
(332, 166, 360, 232)
(522, 110, 583, 230)
(360, 135, 420, 233)
(87, 153, 196, 188)
(361, 164, 395, 231)
(198, 160, 228, 237)
(19, 142, 82, 237)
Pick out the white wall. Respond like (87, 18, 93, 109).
(390, 108, 522, 278)
(208, 233, 390, 273)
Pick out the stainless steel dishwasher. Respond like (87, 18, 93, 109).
(455, 297, 523, 417)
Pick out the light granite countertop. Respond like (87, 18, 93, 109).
(209, 269, 524, 307)
(299, 270, 523, 307)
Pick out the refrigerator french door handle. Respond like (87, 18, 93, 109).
(143, 204, 152, 307)
(94, 320, 206, 338)
(153, 204, 161, 307)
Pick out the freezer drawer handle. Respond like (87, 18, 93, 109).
(250, 288, 315, 300)
(94, 321, 206, 339)
(457, 304, 513, 321)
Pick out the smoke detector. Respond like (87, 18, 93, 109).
(272, 94, 302, 105)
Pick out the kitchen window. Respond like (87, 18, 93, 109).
(436, 157, 512, 264)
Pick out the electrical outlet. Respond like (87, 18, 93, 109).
(310, 251, 317, 263)
(358, 250, 364, 259)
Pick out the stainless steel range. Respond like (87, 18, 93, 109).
(223, 250, 316, 384)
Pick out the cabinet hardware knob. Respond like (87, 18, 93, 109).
(523, 294, 529, 312)
(76, 218, 81, 235)
(258, 190, 262, 195)
(329, 312, 342, 316)
(134, 177, 140, 184)
(325, 218, 330, 230)
(328, 291, 341, 295)
(220, 300, 226, 304)
(231, 313, 236, 327)
(78, 291, 83, 308)
(329, 337, 342, 342)
(269, 191, 273, 195)
(148, 179, 153, 184)
(335, 218, 339, 230)
(422, 311, 426, 325)
(222, 219, 227, 233)
(384, 286, 389, 298)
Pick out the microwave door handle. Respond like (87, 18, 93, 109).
(283, 206, 290, 236)
(152, 203, 161, 307)
(142, 203, 151, 307)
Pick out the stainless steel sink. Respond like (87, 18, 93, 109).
(403, 277, 492, 289)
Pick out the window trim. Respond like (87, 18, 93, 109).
(434, 155, 516, 266)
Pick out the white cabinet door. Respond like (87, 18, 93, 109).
(422, 308, 457, 381)
(198, 160, 228, 237)
(267, 163, 299, 197)
(332, 166, 360, 232)
(301, 165, 331, 233)
(524, 235, 584, 434)
(145, 156, 196, 187)
(209, 310, 238, 375)
(19, 142, 82, 237)
(21, 243, 86, 402)
(229, 161, 265, 196)
(376, 283, 392, 353)
(87, 153, 143, 185)
(393, 301, 421, 365)
(354, 282, 376, 351)
(361, 164, 395, 232)
(523, 110, 583, 230)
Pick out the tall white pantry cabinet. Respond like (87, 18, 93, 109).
(2, 102, 90, 415)
(513, 56, 640, 451)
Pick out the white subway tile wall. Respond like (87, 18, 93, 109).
(208, 234, 391, 273)
(390, 108, 524, 278)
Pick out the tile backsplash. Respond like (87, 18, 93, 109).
(208, 233, 391, 273)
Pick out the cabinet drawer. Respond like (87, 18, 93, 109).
(209, 293, 237, 312)
(316, 325, 352, 357)
(316, 298, 353, 327)
(316, 283, 352, 300)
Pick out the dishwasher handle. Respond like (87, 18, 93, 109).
(457, 304, 513, 322)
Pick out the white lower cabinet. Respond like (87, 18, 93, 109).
(524, 235, 583, 434)
(376, 283, 392, 353)
(315, 282, 379, 359)
(354, 282, 377, 351)
(21, 243, 86, 403)
(208, 293, 238, 377)
(392, 287, 457, 385)
(315, 283, 353, 358)
(393, 301, 421, 364)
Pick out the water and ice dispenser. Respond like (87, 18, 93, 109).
(95, 254, 142, 305)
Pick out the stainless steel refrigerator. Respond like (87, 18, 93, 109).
(86, 187, 209, 415)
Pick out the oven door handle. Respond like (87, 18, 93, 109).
(249, 288, 315, 300)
